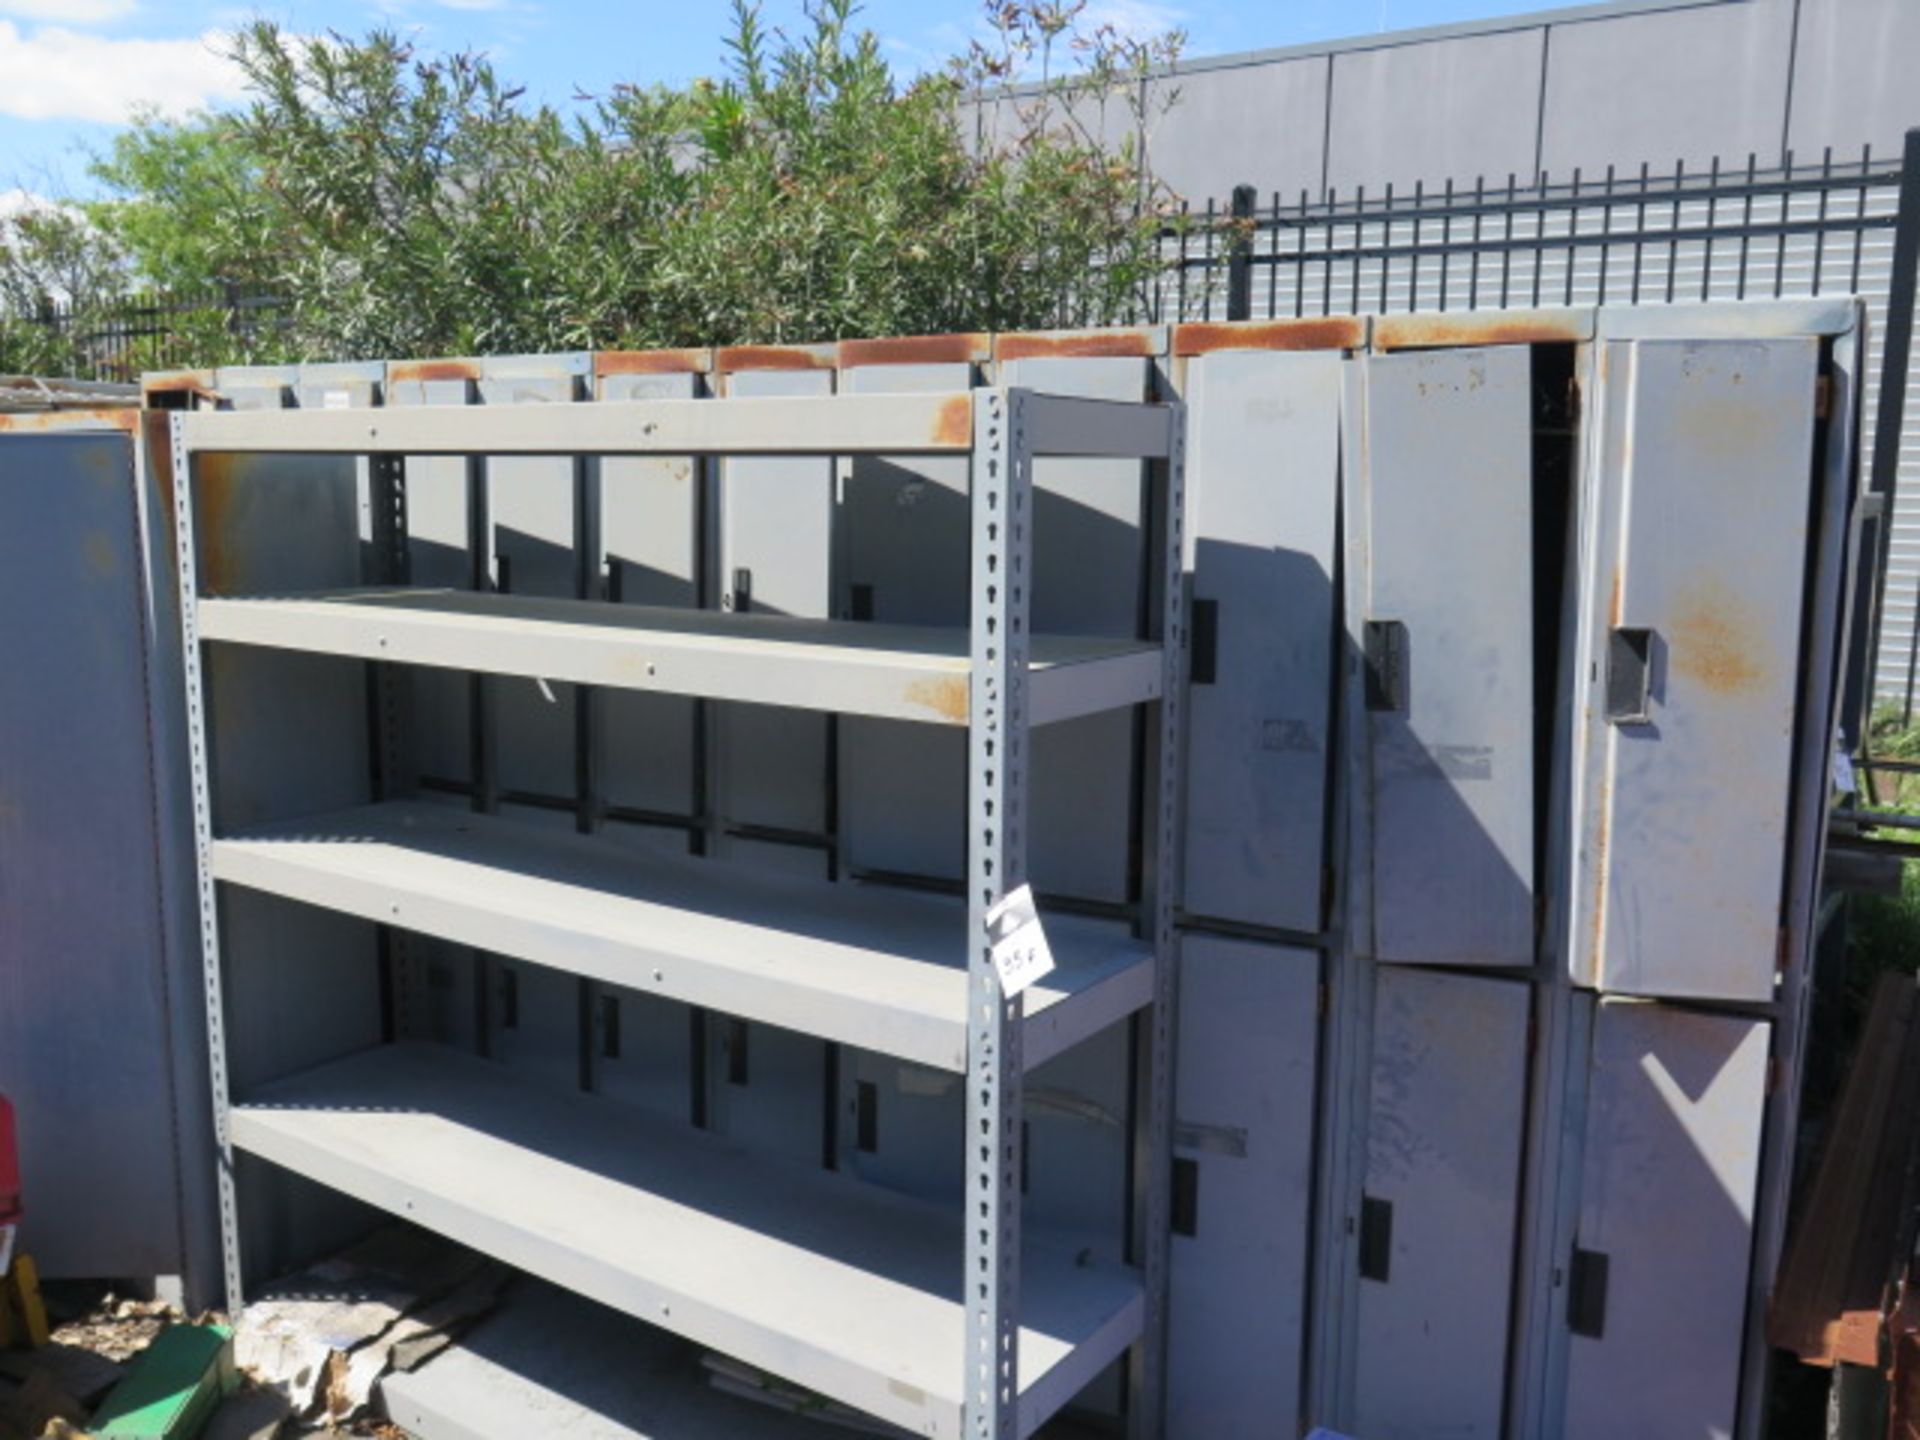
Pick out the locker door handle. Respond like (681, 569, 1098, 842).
(1189, 599, 1219, 685)
(1171, 1157, 1200, 1237)
(1364, 621, 1409, 713)
(1568, 1246, 1610, 1338)
(1606, 627, 1656, 725)
(1358, 1194, 1393, 1282)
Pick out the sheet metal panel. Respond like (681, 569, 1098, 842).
(1568, 337, 1818, 1001)
(1352, 967, 1530, 1440)
(0, 433, 191, 1279)
(1562, 1001, 1769, 1440)
(1167, 937, 1318, 1439)
(1352, 346, 1535, 967)
(1181, 349, 1341, 932)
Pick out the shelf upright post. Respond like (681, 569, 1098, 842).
(1130, 399, 1188, 1439)
(964, 387, 1032, 1440)
(168, 413, 244, 1311)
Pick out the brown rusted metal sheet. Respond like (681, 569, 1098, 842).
(993, 327, 1163, 361)
(1769, 973, 1920, 1366)
(713, 344, 836, 374)
(1372, 308, 1592, 352)
(192, 449, 243, 595)
(142, 370, 221, 408)
(902, 675, 968, 723)
(387, 358, 485, 384)
(1172, 317, 1366, 356)
(836, 333, 989, 368)
(0, 408, 138, 434)
(593, 348, 712, 377)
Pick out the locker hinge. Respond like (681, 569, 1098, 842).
(1814, 373, 1833, 421)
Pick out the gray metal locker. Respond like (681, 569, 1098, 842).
(595, 361, 701, 825)
(1352, 966, 1531, 1440)
(714, 357, 836, 846)
(1168, 936, 1319, 1439)
(1181, 346, 1343, 934)
(838, 345, 1142, 904)
(838, 353, 978, 888)
(1561, 1000, 1769, 1440)
(1567, 337, 1820, 1001)
(478, 356, 591, 811)
(1350, 346, 1535, 968)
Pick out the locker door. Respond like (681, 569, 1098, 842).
(389, 372, 479, 793)
(716, 365, 835, 847)
(1353, 347, 1534, 967)
(838, 359, 975, 887)
(709, 364, 836, 1160)
(1182, 349, 1342, 933)
(1562, 1001, 1768, 1440)
(482, 361, 590, 810)
(597, 368, 700, 832)
(1569, 338, 1819, 1001)
(1353, 967, 1530, 1440)
(1168, 938, 1319, 1439)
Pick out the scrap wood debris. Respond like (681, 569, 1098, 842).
(0, 1226, 503, 1439)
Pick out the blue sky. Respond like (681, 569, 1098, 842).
(0, 0, 1557, 203)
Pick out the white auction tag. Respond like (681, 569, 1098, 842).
(986, 884, 1056, 999)
(322, 390, 351, 411)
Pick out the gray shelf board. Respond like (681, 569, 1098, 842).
(211, 800, 1153, 1073)
(232, 1043, 1143, 1440)
(197, 589, 1163, 727)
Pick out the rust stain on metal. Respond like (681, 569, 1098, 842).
(1608, 569, 1623, 628)
(715, 344, 836, 374)
(904, 675, 969, 723)
(995, 329, 1158, 360)
(594, 348, 711, 377)
(1173, 317, 1364, 356)
(194, 451, 244, 594)
(388, 358, 483, 384)
(839, 333, 989, 368)
(1670, 582, 1764, 697)
(1373, 311, 1589, 352)
(0, 408, 138, 434)
(931, 395, 972, 448)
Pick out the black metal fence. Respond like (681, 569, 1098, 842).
(1147, 135, 1920, 725)
(0, 286, 284, 381)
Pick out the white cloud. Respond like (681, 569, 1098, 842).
(1081, 1, 1188, 42)
(0, 0, 138, 22)
(0, 22, 248, 123)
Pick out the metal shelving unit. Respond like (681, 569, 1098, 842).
(172, 385, 1187, 1439)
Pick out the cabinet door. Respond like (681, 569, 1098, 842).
(1353, 967, 1530, 1440)
(1168, 938, 1319, 1439)
(1181, 349, 1341, 933)
(1352, 347, 1535, 967)
(1562, 1000, 1768, 1440)
(1568, 338, 1818, 1000)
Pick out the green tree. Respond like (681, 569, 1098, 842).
(15, 0, 1188, 368)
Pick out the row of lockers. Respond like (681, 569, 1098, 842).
(6, 299, 1854, 1439)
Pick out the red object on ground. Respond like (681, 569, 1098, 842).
(0, 1095, 19, 1227)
